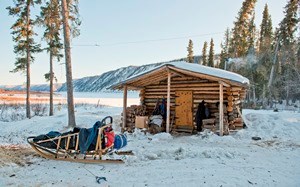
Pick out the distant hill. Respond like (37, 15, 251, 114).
(58, 62, 164, 92)
(0, 83, 63, 92)
(1, 55, 221, 92)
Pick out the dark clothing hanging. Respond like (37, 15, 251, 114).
(195, 100, 206, 132)
(160, 98, 167, 120)
(152, 98, 167, 120)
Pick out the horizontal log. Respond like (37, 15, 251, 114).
(194, 99, 228, 103)
(144, 98, 175, 102)
(144, 95, 175, 99)
(202, 119, 215, 125)
(144, 92, 175, 95)
(167, 77, 209, 82)
(231, 87, 242, 91)
(203, 125, 217, 131)
(145, 87, 228, 92)
(146, 83, 220, 88)
(193, 95, 225, 99)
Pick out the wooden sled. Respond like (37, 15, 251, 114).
(27, 116, 132, 164)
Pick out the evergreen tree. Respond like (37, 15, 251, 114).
(219, 49, 226, 69)
(248, 13, 256, 54)
(7, 0, 42, 119)
(229, 0, 257, 57)
(220, 28, 230, 69)
(256, 4, 273, 104)
(259, 4, 273, 52)
(187, 39, 194, 63)
(208, 38, 214, 67)
(201, 41, 208, 65)
(37, 0, 63, 116)
(272, 0, 299, 103)
(277, 0, 299, 48)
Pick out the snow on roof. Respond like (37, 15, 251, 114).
(167, 61, 250, 84)
(113, 61, 249, 88)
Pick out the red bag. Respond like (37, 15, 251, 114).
(105, 130, 115, 148)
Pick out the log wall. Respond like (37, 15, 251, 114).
(140, 77, 246, 132)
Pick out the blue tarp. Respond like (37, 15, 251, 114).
(79, 121, 105, 154)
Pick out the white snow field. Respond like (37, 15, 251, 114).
(0, 104, 299, 186)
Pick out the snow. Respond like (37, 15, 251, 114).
(113, 61, 250, 88)
(1, 97, 300, 186)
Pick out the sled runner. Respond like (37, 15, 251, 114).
(27, 116, 132, 163)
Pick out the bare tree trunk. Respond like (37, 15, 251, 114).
(253, 85, 256, 107)
(26, 2, 31, 119)
(268, 36, 280, 90)
(49, 51, 54, 116)
(61, 0, 76, 127)
(262, 84, 266, 107)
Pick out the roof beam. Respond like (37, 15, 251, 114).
(219, 81, 231, 88)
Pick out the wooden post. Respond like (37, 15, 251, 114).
(219, 83, 224, 136)
(166, 72, 171, 133)
(123, 85, 128, 130)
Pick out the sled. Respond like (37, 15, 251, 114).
(27, 116, 132, 164)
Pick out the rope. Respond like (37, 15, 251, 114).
(83, 164, 106, 184)
(43, 134, 107, 184)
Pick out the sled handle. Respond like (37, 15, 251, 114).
(101, 116, 113, 125)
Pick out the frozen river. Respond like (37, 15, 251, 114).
(58, 91, 140, 107)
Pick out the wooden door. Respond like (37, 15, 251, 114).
(175, 91, 193, 127)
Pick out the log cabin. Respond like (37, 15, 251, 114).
(110, 61, 249, 136)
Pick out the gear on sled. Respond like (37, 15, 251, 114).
(27, 116, 132, 163)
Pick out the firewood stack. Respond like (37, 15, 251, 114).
(121, 105, 147, 132)
(226, 90, 244, 130)
(202, 99, 244, 133)
(228, 108, 243, 130)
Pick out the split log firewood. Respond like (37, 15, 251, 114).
(202, 118, 215, 125)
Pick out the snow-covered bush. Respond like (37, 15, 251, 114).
(0, 103, 26, 122)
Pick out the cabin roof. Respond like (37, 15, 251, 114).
(110, 61, 250, 90)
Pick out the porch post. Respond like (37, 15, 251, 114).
(219, 83, 224, 136)
(122, 85, 128, 131)
(166, 72, 171, 133)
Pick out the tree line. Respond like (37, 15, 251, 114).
(7, 0, 80, 127)
(186, 0, 300, 108)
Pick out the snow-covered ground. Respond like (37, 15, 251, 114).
(0, 104, 300, 186)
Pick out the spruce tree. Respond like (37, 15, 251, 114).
(201, 41, 208, 65)
(7, 0, 42, 119)
(208, 38, 214, 67)
(38, 0, 63, 116)
(219, 49, 226, 69)
(259, 4, 273, 52)
(229, 0, 257, 57)
(272, 0, 299, 103)
(187, 39, 194, 63)
(256, 4, 273, 104)
(220, 28, 230, 69)
(248, 13, 256, 54)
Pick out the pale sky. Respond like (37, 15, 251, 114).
(0, 0, 287, 85)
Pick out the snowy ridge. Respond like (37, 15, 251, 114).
(0, 83, 63, 92)
(58, 63, 163, 92)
